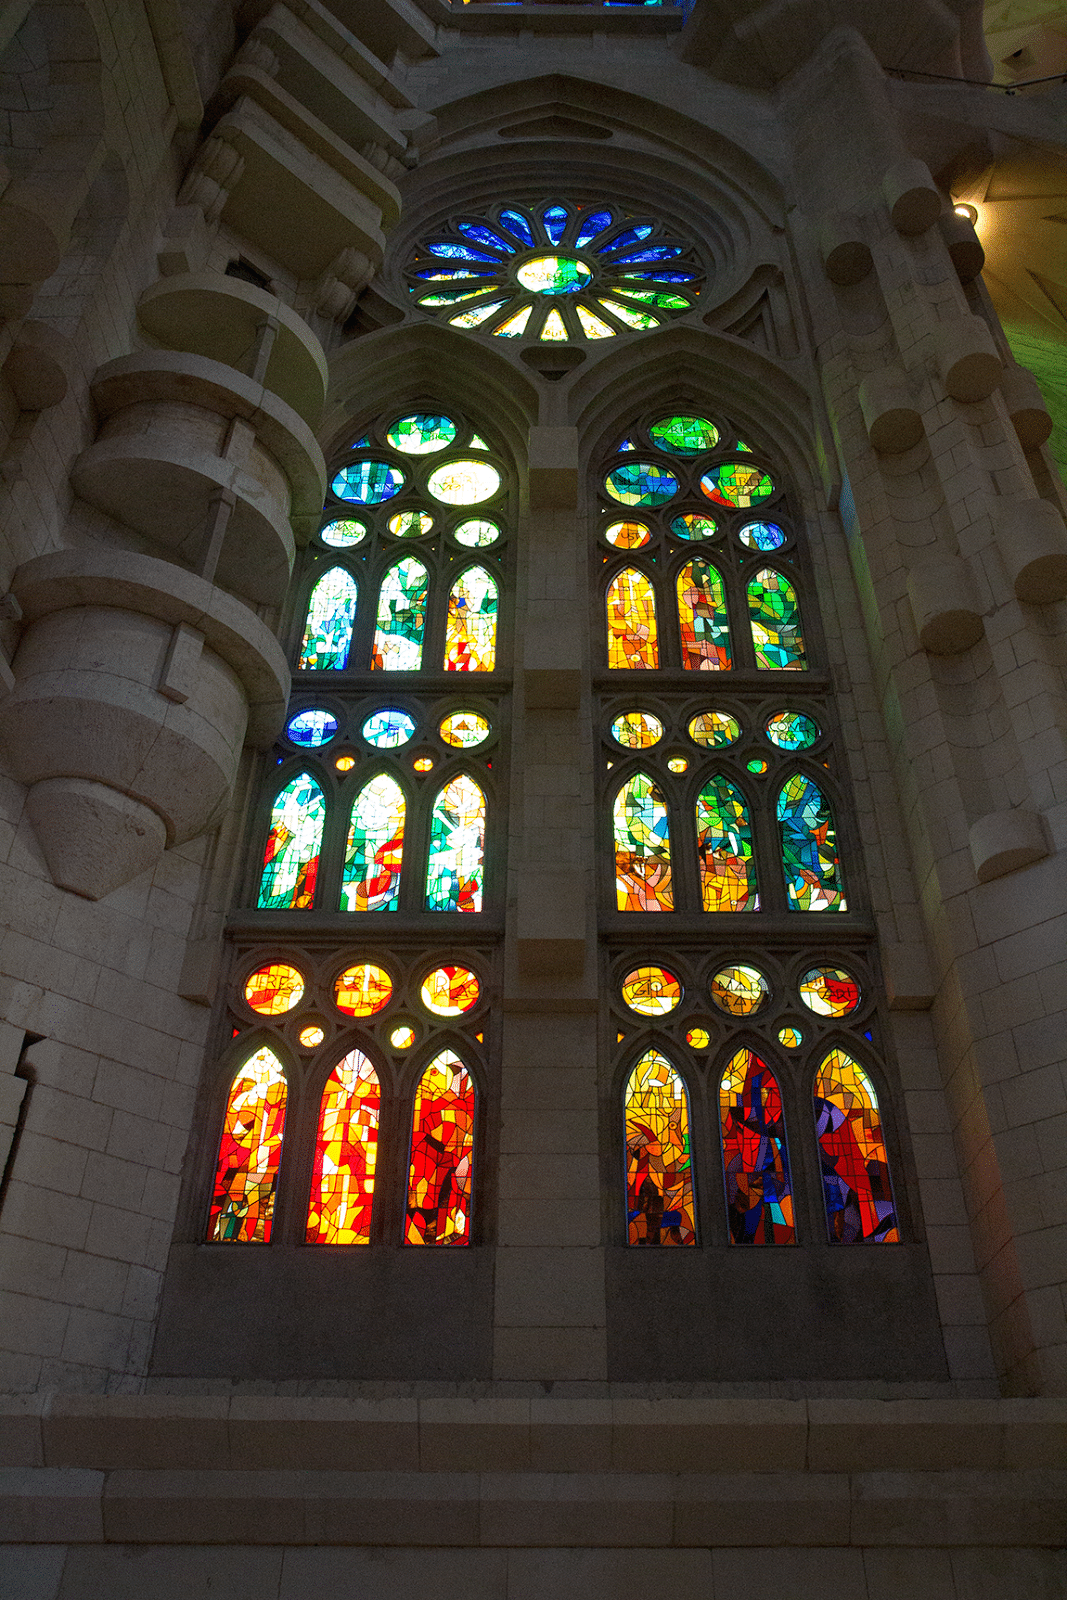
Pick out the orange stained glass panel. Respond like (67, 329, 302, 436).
(333, 963, 393, 1017)
(406, 1051, 476, 1246)
(421, 965, 480, 1015)
(306, 1050, 380, 1245)
(677, 558, 732, 671)
(625, 1049, 696, 1246)
(244, 963, 304, 1016)
(613, 772, 673, 911)
(208, 1047, 287, 1243)
(606, 568, 658, 669)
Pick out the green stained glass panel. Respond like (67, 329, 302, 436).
(320, 519, 366, 548)
(298, 568, 358, 671)
(649, 415, 719, 453)
(454, 519, 500, 547)
(677, 558, 732, 671)
(386, 415, 457, 453)
(426, 774, 486, 913)
(613, 772, 673, 911)
(341, 774, 405, 912)
(700, 463, 775, 509)
(258, 772, 326, 910)
(778, 774, 847, 911)
(332, 461, 405, 505)
(696, 775, 759, 912)
(748, 568, 807, 670)
(688, 711, 740, 747)
(516, 255, 592, 295)
(605, 462, 678, 507)
(766, 710, 820, 750)
(670, 513, 717, 541)
(372, 558, 428, 671)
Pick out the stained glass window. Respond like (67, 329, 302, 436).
(440, 711, 490, 747)
(720, 1049, 795, 1245)
(244, 964, 304, 1015)
(749, 569, 806, 670)
(426, 774, 486, 912)
(258, 772, 326, 910)
(340, 774, 405, 912)
(607, 568, 658, 669)
(814, 1051, 898, 1243)
(611, 710, 662, 748)
(677, 558, 731, 671)
(208, 1048, 287, 1243)
(306, 1050, 380, 1245)
(778, 774, 846, 911)
(625, 1050, 695, 1246)
(613, 772, 672, 911)
(444, 566, 498, 672)
(298, 568, 358, 671)
(406, 1051, 475, 1245)
(372, 558, 428, 671)
(695, 775, 759, 911)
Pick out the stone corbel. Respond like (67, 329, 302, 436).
(178, 134, 246, 225)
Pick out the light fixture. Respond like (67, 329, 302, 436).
(953, 202, 978, 224)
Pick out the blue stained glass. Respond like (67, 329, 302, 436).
(415, 268, 493, 280)
(458, 222, 515, 254)
(618, 438, 636, 452)
(332, 461, 405, 505)
(576, 210, 613, 247)
(739, 521, 786, 551)
(602, 224, 654, 252)
(362, 709, 416, 748)
(287, 709, 339, 747)
(620, 271, 696, 283)
(543, 205, 568, 243)
(350, 436, 370, 448)
(617, 246, 683, 263)
(499, 209, 535, 247)
(427, 243, 500, 262)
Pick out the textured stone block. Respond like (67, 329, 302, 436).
(859, 368, 922, 454)
(969, 810, 1049, 884)
(996, 499, 1067, 605)
(907, 554, 984, 654)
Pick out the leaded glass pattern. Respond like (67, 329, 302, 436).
(613, 772, 673, 911)
(815, 1052, 897, 1243)
(340, 774, 405, 912)
(719, 1049, 795, 1244)
(258, 773, 325, 910)
(209, 1048, 288, 1243)
(306, 1050, 380, 1245)
(406, 1052, 476, 1245)
(625, 1050, 696, 1245)
(426, 774, 486, 912)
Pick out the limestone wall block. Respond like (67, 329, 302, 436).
(934, 315, 1003, 404)
(859, 367, 923, 454)
(1000, 364, 1053, 452)
(969, 809, 1049, 884)
(907, 554, 985, 654)
(995, 499, 1067, 605)
(882, 158, 941, 236)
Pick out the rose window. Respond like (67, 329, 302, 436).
(405, 201, 703, 342)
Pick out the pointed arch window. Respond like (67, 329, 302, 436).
(614, 772, 672, 911)
(677, 558, 731, 670)
(426, 774, 486, 912)
(445, 565, 498, 671)
(298, 568, 358, 671)
(625, 1049, 696, 1246)
(778, 773, 846, 911)
(719, 1048, 795, 1244)
(748, 567, 806, 670)
(814, 1050, 897, 1243)
(306, 1049, 380, 1245)
(258, 772, 326, 910)
(341, 774, 405, 912)
(607, 568, 658, 669)
(695, 775, 759, 911)
(406, 1050, 476, 1245)
(373, 557, 429, 671)
(209, 1047, 288, 1243)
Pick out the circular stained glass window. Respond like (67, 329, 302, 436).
(440, 711, 490, 748)
(516, 256, 592, 294)
(334, 964, 393, 1017)
(390, 1025, 416, 1049)
(604, 520, 651, 549)
(331, 461, 405, 504)
(611, 711, 663, 749)
(427, 460, 501, 505)
(335, 754, 355, 772)
(686, 1026, 711, 1049)
(620, 965, 682, 1015)
(709, 964, 769, 1015)
(362, 709, 416, 748)
(766, 710, 820, 750)
(299, 1024, 325, 1048)
(778, 1025, 803, 1048)
(688, 711, 740, 747)
(421, 965, 480, 1015)
(454, 518, 500, 547)
(798, 967, 861, 1017)
(667, 757, 688, 773)
(320, 519, 367, 547)
(388, 510, 434, 538)
(746, 757, 769, 774)
(700, 464, 775, 509)
(605, 462, 678, 507)
(287, 709, 338, 747)
(670, 514, 717, 541)
(649, 415, 719, 453)
(739, 520, 786, 551)
(245, 963, 304, 1016)
(386, 414, 456, 454)
(413, 756, 434, 772)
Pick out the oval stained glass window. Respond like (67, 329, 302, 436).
(386, 414, 456, 454)
(649, 415, 719, 453)
(605, 520, 651, 549)
(747, 757, 769, 774)
(300, 1024, 325, 1048)
(388, 511, 434, 538)
(440, 711, 491, 748)
(799, 967, 861, 1017)
(454, 518, 500, 547)
(516, 256, 592, 294)
(420, 965, 480, 1016)
(321, 519, 367, 548)
(427, 460, 501, 505)
(709, 964, 769, 1015)
(620, 965, 682, 1016)
(362, 709, 416, 748)
(605, 462, 678, 507)
(667, 757, 688, 773)
(778, 1025, 803, 1048)
(287, 709, 338, 747)
(688, 711, 740, 748)
(739, 521, 786, 551)
(670, 514, 717, 541)
(766, 710, 820, 750)
(687, 1027, 711, 1049)
(610, 711, 663, 749)
(333, 964, 393, 1017)
(700, 464, 775, 509)
(244, 963, 304, 1015)
(391, 1025, 416, 1049)
(332, 461, 405, 504)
